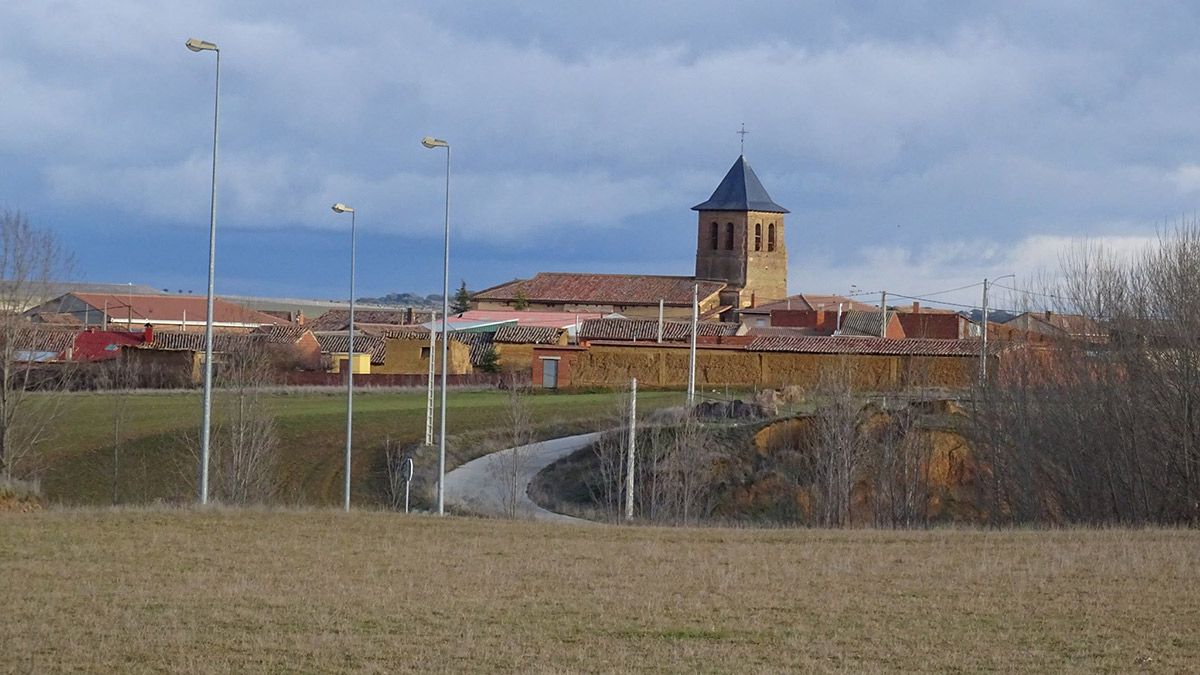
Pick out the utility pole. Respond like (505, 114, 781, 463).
(425, 310, 436, 446)
(625, 378, 637, 521)
(879, 290, 888, 338)
(980, 278, 989, 385)
(687, 284, 698, 406)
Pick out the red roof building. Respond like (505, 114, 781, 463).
(26, 292, 282, 331)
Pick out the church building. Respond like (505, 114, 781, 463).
(471, 154, 789, 319)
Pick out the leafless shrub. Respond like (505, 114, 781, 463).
(495, 375, 533, 518)
(193, 343, 281, 505)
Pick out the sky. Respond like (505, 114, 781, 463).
(5, 1, 1200, 311)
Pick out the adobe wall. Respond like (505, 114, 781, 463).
(377, 338, 472, 375)
(549, 343, 980, 391)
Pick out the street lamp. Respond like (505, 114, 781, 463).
(422, 135, 451, 515)
(186, 36, 219, 505)
(332, 202, 356, 512)
(980, 273, 1016, 385)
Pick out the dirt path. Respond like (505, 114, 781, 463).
(443, 432, 601, 523)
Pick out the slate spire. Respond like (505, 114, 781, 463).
(691, 155, 789, 213)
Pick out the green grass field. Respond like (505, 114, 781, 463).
(35, 388, 683, 507)
(2, 510, 1197, 672)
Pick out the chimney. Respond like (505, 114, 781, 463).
(296, 311, 306, 326)
(816, 308, 826, 330)
(1044, 310, 1053, 321)
(143, 323, 153, 344)
(912, 301, 920, 314)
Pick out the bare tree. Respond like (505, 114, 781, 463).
(495, 375, 534, 517)
(207, 341, 280, 504)
(973, 222, 1200, 525)
(0, 210, 74, 480)
(871, 405, 931, 527)
(810, 361, 868, 527)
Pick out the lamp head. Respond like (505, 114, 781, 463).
(331, 203, 354, 214)
(421, 136, 449, 149)
(186, 38, 218, 52)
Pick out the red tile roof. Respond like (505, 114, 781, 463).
(453, 309, 606, 328)
(314, 333, 388, 365)
(747, 335, 985, 356)
(493, 325, 564, 345)
(742, 293, 876, 314)
(143, 330, 263, 353)
(252, 324, 310, 344)
(474, 273, 725, 306)
(308, 309, 430, 332)
(579, 318, 741, 342)
(13, 326, 78, 355)
(69, 293, 280, 326)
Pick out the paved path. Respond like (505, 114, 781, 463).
(444, 432, 602, 523)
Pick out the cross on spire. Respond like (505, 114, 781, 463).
(737, 123, 749, 155)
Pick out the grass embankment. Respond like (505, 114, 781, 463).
(38, 389, 682, 506)
(2, 510, 1197, 672)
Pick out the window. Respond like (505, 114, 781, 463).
(725, 222, 735, 250)
(768, 223, 777, 252)
(754, 223, 762, 251)
(709, 222, 719, 250)
(420, 346, 431, 359)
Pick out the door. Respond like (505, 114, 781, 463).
(541, 358, 558, 389)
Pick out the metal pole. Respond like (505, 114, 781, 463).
(425, 310, 436, 446)
(691, 281, 700, 401)
(657, 299, 664, 343)
(980, 278, 989, 386)
(344, 210, 356, 512)
(625, 377, 637, 521)
(199, 47, 220, 506)
(437, 144, 451, 516)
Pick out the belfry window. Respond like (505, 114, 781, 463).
(754, 223, 762, 251)
(768, 223, 777, 252)
(710, 222, 719, 250)
(725, 222, 735, 250)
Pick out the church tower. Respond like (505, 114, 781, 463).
(692, 155, 789, 308)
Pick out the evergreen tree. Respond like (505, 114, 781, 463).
(451, 280, 471, 314)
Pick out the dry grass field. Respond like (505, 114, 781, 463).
(2, 510, 1197, 673)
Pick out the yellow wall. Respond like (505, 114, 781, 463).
(328, 352, 372, 375)
(494, 332, 569, 373)
(377, 338, 472, 375)
(563, 344, 978, 390)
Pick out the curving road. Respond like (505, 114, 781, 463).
(443, 432, 601, 523)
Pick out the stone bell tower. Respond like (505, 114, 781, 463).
(692, 155, 789, 308)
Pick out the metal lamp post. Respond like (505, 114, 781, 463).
(980, 273, 1015, 386)
(186, 37, 219, 505)
(422, 135, 451, 516)
(332, 203, 356, 511)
